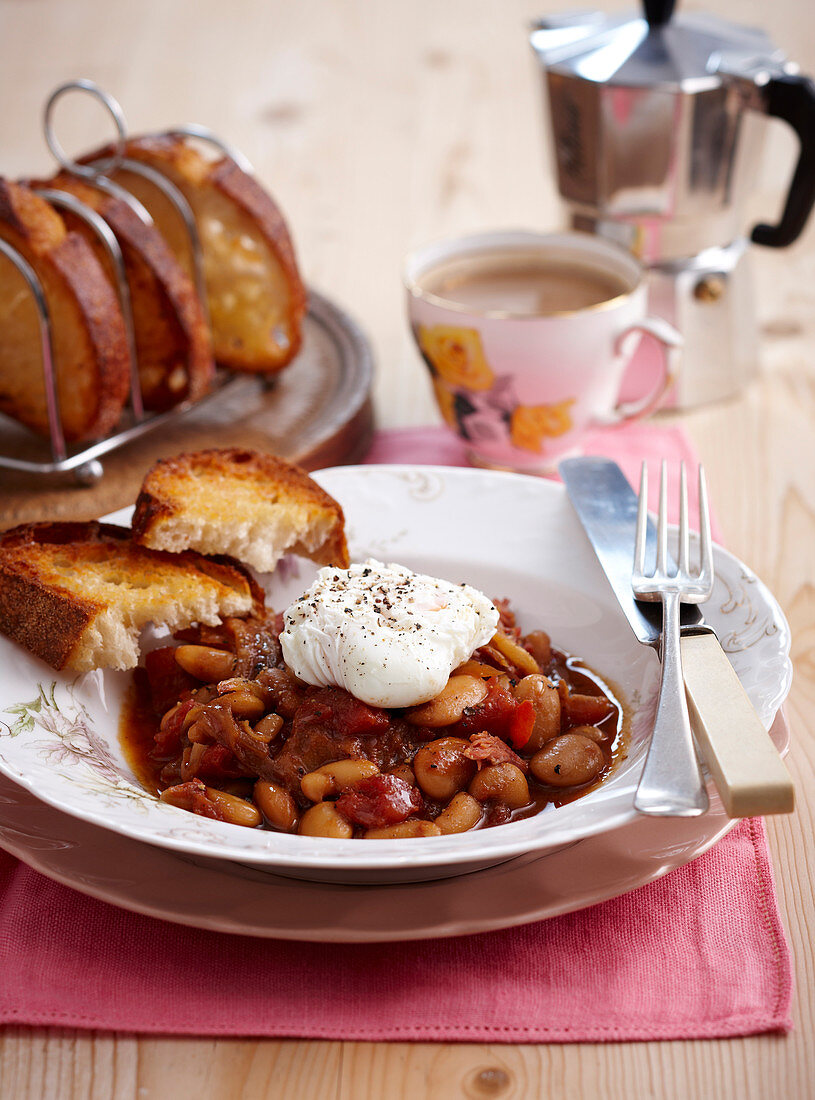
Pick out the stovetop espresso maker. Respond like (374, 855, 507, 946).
(530, 0, 815, 407)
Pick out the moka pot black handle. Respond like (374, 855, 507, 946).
(752, 73, 815, 248)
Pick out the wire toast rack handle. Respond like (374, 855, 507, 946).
(0, 80, 254, 486)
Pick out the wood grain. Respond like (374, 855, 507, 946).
(0, 0, 814, 1096)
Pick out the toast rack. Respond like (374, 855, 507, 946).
(0, 79, 267, 486)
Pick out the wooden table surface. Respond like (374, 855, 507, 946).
(1, 0, 813, 1096)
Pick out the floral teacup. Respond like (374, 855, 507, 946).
(404, 230, 681, 473)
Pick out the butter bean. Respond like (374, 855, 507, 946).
(298, 801, 353, 838)
(468, 763, 530, 809)
(405, 675, 488, 727)
(217, 690, 266, 720)
(434, 792, 483, 834)
(453, 660, 507, 679)
(204, 787, 262, 828)
(413, 737, 477, 801)
(387, 764, 416, 786)
(253, 780, 298, 833)
(253, 713, 284, 741)
(174, 645, 235, 682)
(567, 724, 607, 744)
(514, 674, 561, 751)
(530, 734, 605, 788)
(491, 631, 540, 675)
(300, 758, 380, 802)
(364, 820, 442, 839)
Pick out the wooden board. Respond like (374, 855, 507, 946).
(0, 291, 375, 527)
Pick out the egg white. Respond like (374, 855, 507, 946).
(280, 559, 499, 708)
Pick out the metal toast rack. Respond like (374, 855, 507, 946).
(0, 79, 263, 486)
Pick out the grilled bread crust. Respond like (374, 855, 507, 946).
(132, 448, 349, 573)
(31, 174, 214, 411)
(0, 179, 130, 441)
(83, 135, 307, 373)
(0, 521, 262, 672)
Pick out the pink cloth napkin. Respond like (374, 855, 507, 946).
(364, 422, 712, 518)
(0, 424, 793, 1040)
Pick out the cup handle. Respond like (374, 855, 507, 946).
(603, 316, 683, 423)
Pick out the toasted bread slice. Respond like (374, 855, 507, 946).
(0, 179, 130, 442)
(0, 521, 261, 672)
(132, 448, 349, 573)
(83, 134, 306, 373)
(31, 174, 214, 411)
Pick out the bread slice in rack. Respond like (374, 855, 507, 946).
(82, 134, 307, 373)
(0, 179, 130, 442)
(31, 173, 214, 411)
(132, 448, 349, 573)
(0, 521, 261, 672)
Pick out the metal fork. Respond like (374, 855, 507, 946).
(632, 461, 714, 816)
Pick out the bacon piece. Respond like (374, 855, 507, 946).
(229, 614, 283, 678)
(335, 774, 423, 828)
(493, 598, 517, 634)
(465, 731, 529, 773)
(174, 622, 234, 647)
(255, 666, 306, 717)
(159, 778, 226, 821)
(483, 800, 512, 826)
(473, 643, 516, 675)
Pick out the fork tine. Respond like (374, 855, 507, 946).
(678, 462, 689, 575)
(635, 462, 648, 576)
(698, 465, 713, 589)
(657, 460, 669, 574)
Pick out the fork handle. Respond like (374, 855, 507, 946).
(635, 590, 709, 816)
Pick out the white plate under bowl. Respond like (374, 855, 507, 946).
(0, 710, 789, 941)
(0, 466, 793, 883)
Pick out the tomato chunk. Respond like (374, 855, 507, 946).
(153, 696, 194, 757)
(145, 647, 197, 714)
(508, 699, 535, 750)
(335, 774, 423, 828)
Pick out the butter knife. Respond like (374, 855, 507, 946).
(559, 456, 794, 817)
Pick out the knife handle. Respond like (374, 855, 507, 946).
(680, 632, 795, 817)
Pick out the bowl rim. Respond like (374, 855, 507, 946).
(0, 464, 793, 873)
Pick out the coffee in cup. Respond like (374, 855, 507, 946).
(418, 251, 629, 316)
(404, 231, 681, 473)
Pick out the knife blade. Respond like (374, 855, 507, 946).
(559, 456, 794, 817)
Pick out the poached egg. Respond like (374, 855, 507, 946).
(280, 559, 499, 708)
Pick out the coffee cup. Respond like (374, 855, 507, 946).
(404, 230, 681, 472)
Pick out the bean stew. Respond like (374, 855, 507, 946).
(121, 599, 627, 838)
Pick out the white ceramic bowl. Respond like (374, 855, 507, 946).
(0, 466, 792, 883)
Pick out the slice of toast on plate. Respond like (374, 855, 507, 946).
(83, 134, 307, 373)
(132, 448, 349, 574)
(31, 173, 214, 411)
(0, 521, 261, 672)
(0, 179, 131, 442)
